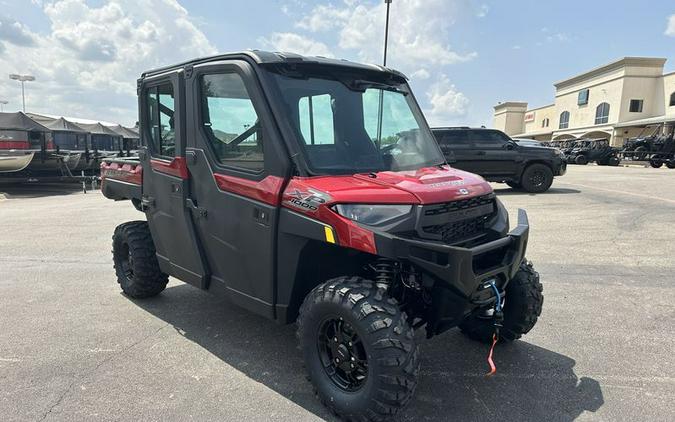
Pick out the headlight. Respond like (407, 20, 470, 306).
(333, 204, 412, 225)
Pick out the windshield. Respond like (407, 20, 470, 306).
(268, 71, 445, 174)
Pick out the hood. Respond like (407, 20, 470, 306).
(290, 165, 492, 205)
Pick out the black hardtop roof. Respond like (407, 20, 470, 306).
(140, 50, 408, 80)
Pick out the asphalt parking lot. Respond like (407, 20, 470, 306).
(1, 165, 674, 422)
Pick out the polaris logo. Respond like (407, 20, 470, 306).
(458, 188, 470, 195)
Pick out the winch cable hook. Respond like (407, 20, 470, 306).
(486, 280, 503, 376)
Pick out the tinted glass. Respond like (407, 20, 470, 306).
(578, 89, 589, 105)
(200, 73, 264, 171)
(146, 83, 176, 157)
(629, 99, 643, 113)
(471, 130, 507, 148)
(434, 130, 471, 148)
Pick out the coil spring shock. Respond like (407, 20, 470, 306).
(374, 258, 396, 289)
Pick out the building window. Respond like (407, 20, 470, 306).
(629, 99, 643, 113)
(670, 92, 675, 107)
(559, 111, 570, 129)
(541, 118, 549, 128)
(595, 102, 610, 125)
(578, 89, 589, 106)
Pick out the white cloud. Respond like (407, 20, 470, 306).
(410, 68, 430, 80)
(0, 15, 38, 47)
(476, 4, 489, 18)
(0, 0, 216, 125)
(259, 32, 333, 57)
(424, 75, 469, 125)
(292, 0, 476, 70)
(666, 14, 675, 37)
(295, 4, 350, 32)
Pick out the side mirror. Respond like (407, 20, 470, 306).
(504, 141, 516, 150)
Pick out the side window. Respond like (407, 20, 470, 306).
(200, 73, 263, 171)
(298, 94, 335, 145)
(437, 130, 471, 148)
(472, 130, 507, 148)
(146, 83, 176, 157)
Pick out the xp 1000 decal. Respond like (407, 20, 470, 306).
(285, 188, 331, 212)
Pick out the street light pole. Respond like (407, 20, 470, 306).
(0, 100, 7, 112)
(9, 74, 36, 112)
(383, 0, 392, 66)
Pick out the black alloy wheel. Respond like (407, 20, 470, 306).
(317, 317, 368, 391)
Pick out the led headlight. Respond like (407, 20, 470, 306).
(333, 204, 412, 225)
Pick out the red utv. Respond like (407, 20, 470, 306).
(101, 51, 543, 421)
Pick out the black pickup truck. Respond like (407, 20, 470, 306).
(432, 127, 567, 193)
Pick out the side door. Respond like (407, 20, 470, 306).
(139, 74, 208, 288)
(434, 129, 475, 171)
(468, 130, 519, 177)
(184, 60, 289, 319)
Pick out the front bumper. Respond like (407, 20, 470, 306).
(373, 209, 530, 335)
(554, 157, 567, 176)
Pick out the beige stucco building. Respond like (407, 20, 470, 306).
(494, 57, 675, 146)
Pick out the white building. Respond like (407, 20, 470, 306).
(494, 57, 675, 146)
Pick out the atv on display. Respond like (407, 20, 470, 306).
(567, 138, 620, 166)
(101, 51, 543, 421)
(622, 124, 664, 161)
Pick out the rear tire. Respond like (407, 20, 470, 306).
(112, 221, 168, 298)
(575, 155, 588, 165)
(460, 261, 543, 343)
(666, 161, 675, 169)
(520, 164, 553, 193)
(297, 277, 419, 421)
(608, 156, 620, 166)
(650, 159, 663, 168)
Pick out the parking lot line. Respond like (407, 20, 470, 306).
(557, 181, 675, 205)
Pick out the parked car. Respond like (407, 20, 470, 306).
(431, 127, 567, 193)
(100, 51, 544, 421)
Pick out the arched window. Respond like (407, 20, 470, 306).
(595, 102, 610, 125)
(559, 111, 570, 129)
(670, 92, 675, 107)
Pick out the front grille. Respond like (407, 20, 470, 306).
(424, 193, 495, 216)
(420, 194, 496, 244)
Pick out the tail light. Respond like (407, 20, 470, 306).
(0, 140, 31, 150)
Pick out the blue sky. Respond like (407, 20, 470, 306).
(0, 0, 674, 126)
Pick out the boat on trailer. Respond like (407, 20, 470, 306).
(0, 112, 56, 174)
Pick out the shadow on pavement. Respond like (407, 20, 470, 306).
(493, 187, 581, 196)
(0, 182, 88, 198)
(132, 284, 603, 421)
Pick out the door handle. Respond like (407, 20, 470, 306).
(476, 151, 486, 156)
(253, 207, 270, 225)
(186, 198, 207, 218)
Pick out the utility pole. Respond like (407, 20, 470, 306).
(9, 74, 36, 112)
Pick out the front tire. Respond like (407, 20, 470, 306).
(460, 261, 543, 343)
(297, 277, 419, 421)
(520, 164, 553, 193)
(112, 221, 168, 298)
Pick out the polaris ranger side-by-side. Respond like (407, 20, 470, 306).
(101, 51, 543, 421)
